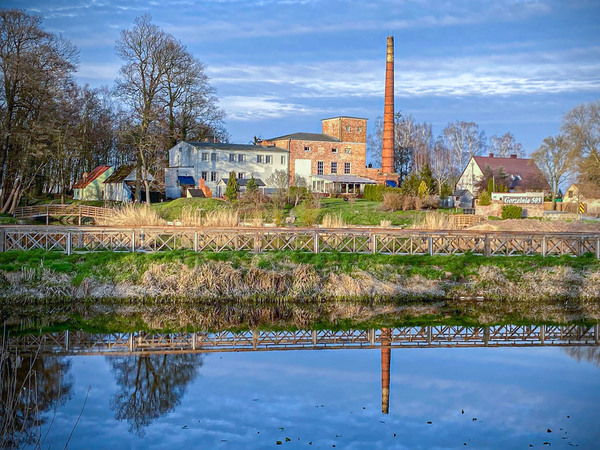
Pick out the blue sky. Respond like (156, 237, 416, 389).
(14, 0, 600, 155)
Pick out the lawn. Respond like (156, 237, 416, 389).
(151, 197, 230, 221)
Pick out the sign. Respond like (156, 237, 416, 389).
(579, 202, 585, 214)
(502, 195, 543, 205)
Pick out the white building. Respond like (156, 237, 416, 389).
(165, 141, 289, 199)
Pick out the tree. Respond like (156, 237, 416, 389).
(531, 135, 576, 202)
(442, 121, 487, 177)
(266, 169, 289, 208)
(289, 175, 307, 207)
(489, 132, 524, 157)
(430, 137, 453, 196)
(474, 165, 509, 194)
(225, 170, 239, 201)
(246, 174, 258, 193)
(0, 9, 78, 213)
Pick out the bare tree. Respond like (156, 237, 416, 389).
(430, 136, 453, 195)
(531, 135, 576, 202)
(442, 121, 487, 176)
(266, 169, 289, 208)
(489, 132, 524, 157)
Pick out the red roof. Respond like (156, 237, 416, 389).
(472, 155, 550, 191)
(72, 166, 111, 189)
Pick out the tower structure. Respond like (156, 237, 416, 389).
(379, 36, 399, 185)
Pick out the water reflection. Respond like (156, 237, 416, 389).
(0, 352, 72, 449)
(109, 354, 203, 436)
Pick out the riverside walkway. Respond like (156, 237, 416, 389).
(4, 324, 599, 356)
(0, 225, 599, 258)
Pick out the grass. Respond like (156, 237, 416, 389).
(152, 198, 230, 222)
(293, 198, 424, 227)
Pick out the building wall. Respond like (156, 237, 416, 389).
(456, 157, 484, 195)
(105, 183, 132, 202)
(73, 167, 114, 201)
(166, 142, 288, 199)
(321, 117, 367, 143)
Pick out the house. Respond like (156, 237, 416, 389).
(455, 153, 549, 204)
(215, 177, 266, 198)
(310, 174, 377, 195)
(165, 141, 288, 199)
(103, 164, 155, 203)
(260, 116, 375, 188)
(72, 166, 113, 201)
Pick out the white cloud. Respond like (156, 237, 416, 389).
(219, 95, 329, 121)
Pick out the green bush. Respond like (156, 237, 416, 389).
(479, 190, 491, 206)
(501, 205, 523, 219)
(364, 184, 385, 201)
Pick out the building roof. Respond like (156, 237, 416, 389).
(311, 174, 378, 184)
(217, 178, 266, 187)
(265, 132, 341, 143)
(104, 164, 135, 184)
(321, 116, 368, 121)
(178, 176, 196, 185)
(471, 155, 550, 191)
(72, 166, 111, 189)
(184, 141, 287, 152)
(187, 188, 206, 198)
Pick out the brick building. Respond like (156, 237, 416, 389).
(261, 116, 377, 193)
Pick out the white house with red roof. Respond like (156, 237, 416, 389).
(456, 153, 550, 204)
(72, 166, 113, 201)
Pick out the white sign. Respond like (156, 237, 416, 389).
(491, 192, 544, 205)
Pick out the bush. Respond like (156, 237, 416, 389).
(479, 190, 491, 206)
(402, 195, 414, 211)
(364, 184, 386, 201)
(501, 205, 523, 219)
(298, 207, 320, 226)
(381, 191, 403, 211)
(421, 195, 439, 210)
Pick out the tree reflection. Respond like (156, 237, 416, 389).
(0, 351, 73, 449)
(108, 353, 203, 436)
(563, 346, 600, 367)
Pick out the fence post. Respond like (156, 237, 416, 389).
(131, 231, 135, 252)
(542, 236, 547, 258)
(314, 230, 319, 253)
(0, 229, 4, 252)
(371, 232, 377, 254)
(253, 232, 261, 253)
(596, 236, 600, 260)
(194, 232, 198, 252)
(46, 205, 49, 225)
(484, 234, 491, 257)
(428, 236, 434, 256)
(66, 231, 72, 255)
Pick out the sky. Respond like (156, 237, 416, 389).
(12, 0, 600, 157)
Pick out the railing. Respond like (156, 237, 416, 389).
(13, 204, 112, 224)
(4, 325, 599, 356)
(0, 225, 599, 258)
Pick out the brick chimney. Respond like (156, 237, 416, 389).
(510, 154, 517, 159)
(381, 36, 395, 176)
(489, 153, 494, 158)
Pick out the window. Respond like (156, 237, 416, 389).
(331, 162, 337, 174)
(257, 155, 263, 163)
(238, 172, 244, 179)
(266, 155, 272, 164)
(238, 154, 244, 163)
(281, 155, 286, 165)
(304, 146, 311, 152)
(211, 153, 217, 162)
(345, 125, 351, 132)
(201, 171, 208, 180)
(210, 171, 217, 182)
(317, 161, 324, 175)
(344, 162, 351, 174)
(202, 153, 209, 161)
(345, 147, 352, 154)
(331, 147, 338, 153)
(357, 126, 363, 133)
(229, 153, 235, 162)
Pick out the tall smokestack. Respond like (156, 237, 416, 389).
(381, 36, 395, 175)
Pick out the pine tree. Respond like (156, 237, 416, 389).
(246, 175, 258, 193)
(225, 171, 239, 201)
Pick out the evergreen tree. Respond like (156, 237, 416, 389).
(246, 175, 258, 194)
(225, 171, 239, 201)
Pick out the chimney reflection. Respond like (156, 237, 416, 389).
(381, 328, 392, 414)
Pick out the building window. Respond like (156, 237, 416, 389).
(281, 155, 286, 165)
(238, 172, 244, 179)
(304, 146, 311, 152)
(202, 153, 209, 161)
(211, 153, 217, 161)
(331, 162, 337, 174)
(345, 125, 351, 132)
(201, 171, 208, 180)
(331, 147, 338, 153)
(357, 126, 363, 133)
(229, 153, 235, 162)
(257, 155, 263, 163)
(317, 161, 324, 175)
(238, 154, 244, 163)
(210, 171, 217, 182)
(344, 162, 351, 174)
(266, 155, 272, 164)
(345, 147, 351, 154)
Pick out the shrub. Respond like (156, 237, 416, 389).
(364, 184, 386, 201)
(421, 195, 439, 210)
(299, 207, 320, 226)
(381, 191, 403, 211)
(479, 190, 491, 206)
(402, 195, 414, 211)
(501, 205, 523, 219)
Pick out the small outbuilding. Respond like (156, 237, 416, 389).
(103, 164, 155, 203)
(215, 177, 266, 198)
(73, 166, 113, 201)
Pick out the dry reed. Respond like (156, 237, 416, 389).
(203, 209, 239, 227)
(321, 212, 346, 228)
(411, 211, 455, 230)
(98, 204, 166, 227)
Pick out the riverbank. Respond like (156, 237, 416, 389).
(0, 249, 599, 308)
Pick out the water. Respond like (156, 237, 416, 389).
(3, 330, 600, 449)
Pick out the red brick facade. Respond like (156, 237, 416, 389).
(261, 117, 369, 184)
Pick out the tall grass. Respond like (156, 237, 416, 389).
(203, 209, 239, 227)
(321, 212, 346, 228)
(411, 211, 455, 230)
(98, 204, 166, 227)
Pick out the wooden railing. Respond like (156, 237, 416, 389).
(4, 325, 599, 356)
(13, 204, 112, 224)
(0, 225, 599, 258)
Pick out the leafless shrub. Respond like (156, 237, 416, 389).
(401, 195, 414, 211)
(381, 191, 402, 212)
